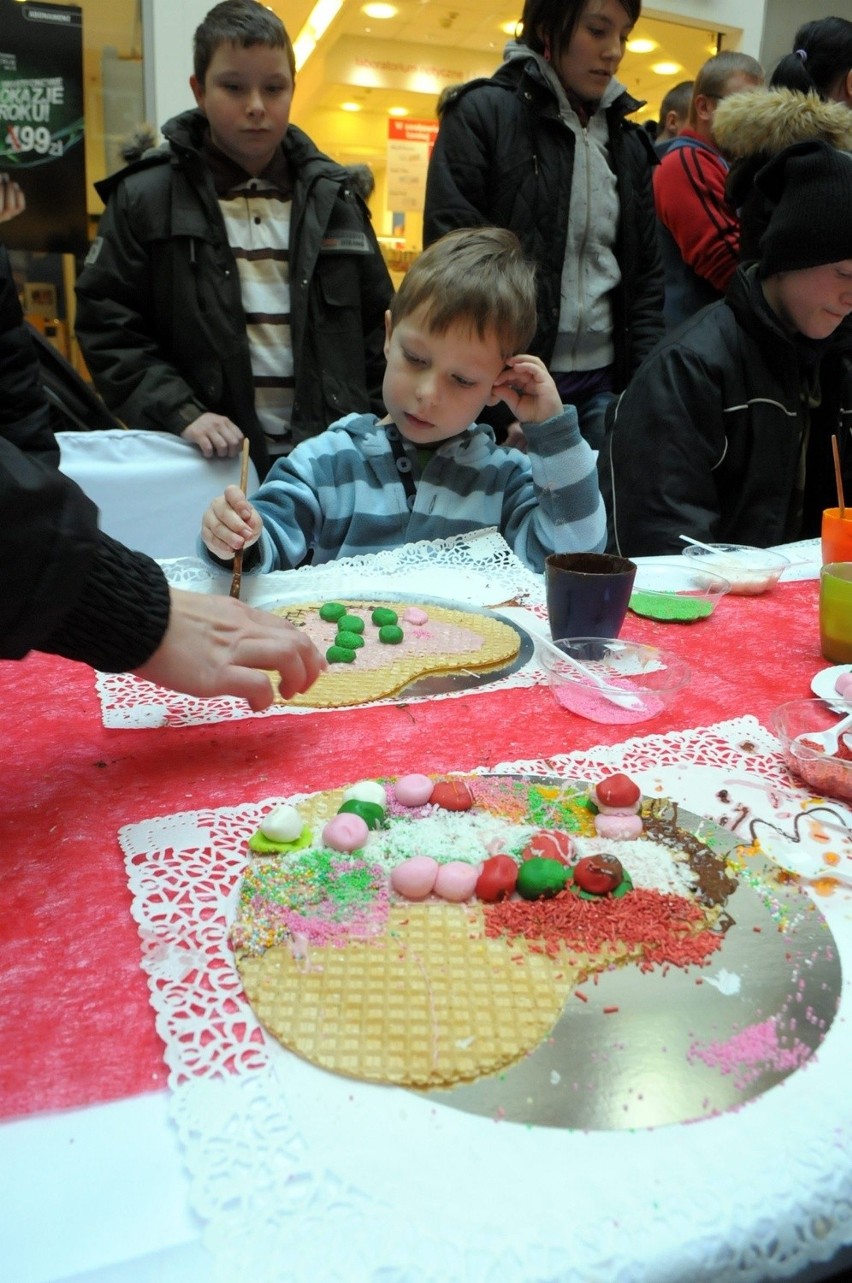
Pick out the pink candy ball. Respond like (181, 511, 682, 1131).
(433, 861, 480, 902)
(322, 813, 369, 852)
(391, 856, 439, 900)
(394, 773, 434, 807)
(593, 813, 644, 840)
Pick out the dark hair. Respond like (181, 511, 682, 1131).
(389, 228, 537, 357)
(770, 17, 852, 101)
(658, 80, 693, 128)
(193, 0, 295, 85)
(518, 0, 641, 61)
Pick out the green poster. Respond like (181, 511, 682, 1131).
(0, 0, 86, 253)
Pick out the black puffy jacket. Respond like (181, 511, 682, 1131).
(423, 54, 664, 389)
(75, 111, 393, 479)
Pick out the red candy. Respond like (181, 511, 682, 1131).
(595, 773, 640, 810)
(521, 828, 572, 866)
(573, 854, 624, 896)
(475, 854, 518, 902)
(430, 779, 474, 811)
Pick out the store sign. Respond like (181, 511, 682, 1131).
(0, 0, 86, 254)
(386, 118, 438, 213)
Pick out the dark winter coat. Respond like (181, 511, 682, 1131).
(75, 110, 393, 478)
(599, 266, 852, 556)
(423, 54, 664, 389)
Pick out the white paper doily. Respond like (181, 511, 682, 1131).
(119, 717, 852, 1283)
(97, 529, 548, 728)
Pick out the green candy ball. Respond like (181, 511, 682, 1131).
(326, 645, 356, 664)
(378, 624, 404, 645)
(516, 857, 568, 900)
(335, 630, 365, 651)
(319, 602, 347, 622)
(339, 614, 365, 634)
(338, 798, 386, 829)
(371, 607, 399, 627)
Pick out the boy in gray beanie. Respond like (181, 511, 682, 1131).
(599, 138, 852, 555)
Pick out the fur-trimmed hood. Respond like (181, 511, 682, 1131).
(714, 87, 852, 160)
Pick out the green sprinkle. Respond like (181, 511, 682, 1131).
(629, 590, 713, 622)
(378, 624, 404, 644)
(326, 645, 356, 663)
(339, 614, 365, 633)
(371, 607, 398, 627)
(335, 630, 365, 650)
(319, 601, 347, 622)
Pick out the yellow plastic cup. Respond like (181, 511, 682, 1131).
(820, 562, 852, 663)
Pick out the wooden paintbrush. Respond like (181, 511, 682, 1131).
(229, 438, 251, 599)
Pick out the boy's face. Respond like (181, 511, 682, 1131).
(190, 41, 293, 176)
(763, 261, 852, 341)
(382, 304, 507, 446)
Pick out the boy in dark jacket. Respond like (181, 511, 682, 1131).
(600, 140, 852, 556)
(75, 0, 392, 480)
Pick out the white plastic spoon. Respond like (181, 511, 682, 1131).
(792, 709, 852, 757)
(679, 534, 726, 556)
(535, 636, 645, 711)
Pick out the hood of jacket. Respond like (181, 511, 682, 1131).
(493, 40, 644, 120)
(714, 87, 852, 161)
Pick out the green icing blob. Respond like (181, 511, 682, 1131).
(335, 630, 365, 650)
(516, 857, 569, 900)
(378, 624, 404, 644)
(326, 645, 356, 663)
(371, 607, 399, 627)
(319, 602, 347, 622)
(629, 590, 713, 622)
(248, 826, 312, 855)
(338, 798, 386, 829)
(340, 614, 365, 633)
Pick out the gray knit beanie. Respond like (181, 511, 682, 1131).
(755, 139, 852, 279)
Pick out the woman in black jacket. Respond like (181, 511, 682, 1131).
(424, 0, 663, 449)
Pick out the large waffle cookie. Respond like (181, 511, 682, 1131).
(239, 902, 582, 1086)
(266, 600, 520, 706)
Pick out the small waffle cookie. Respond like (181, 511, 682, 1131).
(238, 902, 584, 1087)
(266, 600, 520, 706)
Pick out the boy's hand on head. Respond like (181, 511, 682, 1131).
(201, 485, 262, 559)
(491, 356, 562, 425)
(181, 412, 244, 459)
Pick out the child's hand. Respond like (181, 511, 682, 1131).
(201, 485, 262, 559)
(491, 356, 562, 424)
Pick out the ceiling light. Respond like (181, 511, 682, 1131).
(388, 106, 409, 117)
(293, 0, 344, 71)
(626, 38, 656, 54)
(362, 2, 397, 17)
(340, 101, 362, 112)
(499, 20, 518, 36)
(651, 61, 682, 76)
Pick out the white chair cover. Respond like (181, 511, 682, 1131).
(57, 429, 260, 560)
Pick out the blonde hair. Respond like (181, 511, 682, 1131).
(389, 228, 537, 357)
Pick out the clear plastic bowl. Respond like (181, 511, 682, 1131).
(541, 636, 692, 724)
(681, 543, 789, 596)
(629, 561, 730, 622)
(771, 698, 852, 803)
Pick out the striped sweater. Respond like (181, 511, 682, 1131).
(230, 408, 606, 574)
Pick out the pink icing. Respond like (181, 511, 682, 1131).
(391, 856, 439, 900)
(394, 773, 435, 807)
(322, 813, 370, 852)
(434, 861, 480, 902)
(402, 606, 429, 625)
(594, 813, 644, 840)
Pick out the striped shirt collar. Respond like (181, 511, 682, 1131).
(201, 130, 293, 199)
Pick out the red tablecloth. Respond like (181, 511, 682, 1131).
(0, 580, 825, 1122)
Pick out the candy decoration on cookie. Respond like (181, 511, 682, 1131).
(338, 799, 385, 829)
(476, 854, 518, 902)
(572, 854, 626, 896)
(402, 606, 429, 625)
(379, 624, 404, 644)
(335, 629, 365, 651)
(521, 829, 573, 865)
(434, 862, 480, 902)
(248, 802, 313, 854)
(319, 602, 347, 622)
(391, 856, 439, 900)
(326, 645, 357, 664)
(371, 607, 399, 627)
(516, 856, 569, 899)
(394, 774, 434, 807)
(591, 772, 644, 839)
(430, 779, 475, 811)
(339, 614, 365, 634)
(322, 812, 369, 852)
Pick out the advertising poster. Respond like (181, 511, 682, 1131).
(0, 0, 86, 253)
(386, 117, 438, 213)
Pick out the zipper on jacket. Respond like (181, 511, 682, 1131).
(189, 236, 207, 313)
